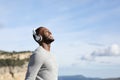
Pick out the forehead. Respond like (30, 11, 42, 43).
(38, 27, 50, 35)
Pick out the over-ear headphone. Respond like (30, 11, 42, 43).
(33, 28, 42, 42)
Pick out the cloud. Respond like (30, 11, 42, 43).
(80, 44, 120, 62)
(80, 54, 94, 61)
(92, 44, 120, 56)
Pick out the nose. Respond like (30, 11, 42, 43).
(49, 31, 52, 35)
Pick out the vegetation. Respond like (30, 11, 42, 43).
(0, 50, 31, 55)
(0, 50, 31, 67)
(0, 58, 29, 67)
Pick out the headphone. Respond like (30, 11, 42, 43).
(33, 28, 42, 42)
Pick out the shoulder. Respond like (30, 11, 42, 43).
(29, 51, 45, 64)
(33, 46, 43, 55)
(31, 47, 47, 58)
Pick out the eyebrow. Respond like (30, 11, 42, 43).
(44, 29, 50, 32)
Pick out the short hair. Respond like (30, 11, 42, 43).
(35, 27, 44, 35)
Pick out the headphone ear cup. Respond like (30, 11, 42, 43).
(33, 28, 42, 42)
(35, 35, 42, 42)
(35, 35, 41, 41)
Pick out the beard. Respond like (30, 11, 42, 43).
(43, 37, 54, 44)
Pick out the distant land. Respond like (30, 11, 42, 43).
(0, 50, 120, 80)
(59, 75, 120, 80)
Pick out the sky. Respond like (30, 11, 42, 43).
(0, 0, 120, 78)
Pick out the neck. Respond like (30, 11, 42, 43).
(40, 42, 51, 52)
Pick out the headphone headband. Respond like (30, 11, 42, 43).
(33, 28, 36, 35)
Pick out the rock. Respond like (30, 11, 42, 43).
(0, 51, 31, 80)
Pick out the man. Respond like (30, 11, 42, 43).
(25, 27, 58, 80)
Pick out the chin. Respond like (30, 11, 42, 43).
(45, 38, 54, 44)
(49, 38, 54, 42)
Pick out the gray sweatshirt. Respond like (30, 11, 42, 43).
(25, 46, 58, 80)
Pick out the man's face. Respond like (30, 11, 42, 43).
(40, 28, 54, 43)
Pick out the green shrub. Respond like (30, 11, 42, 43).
(0, 58, 30, 67)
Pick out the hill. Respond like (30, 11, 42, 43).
(59, 75, 120, 80)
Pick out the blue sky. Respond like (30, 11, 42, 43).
(0, 0, 120, 78)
